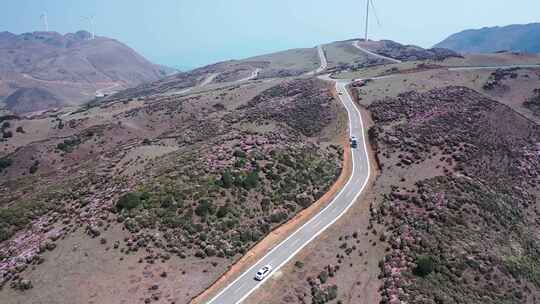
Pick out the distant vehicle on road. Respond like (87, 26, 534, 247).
(350, 136, 358, 149)
(254, 264, 273, 281)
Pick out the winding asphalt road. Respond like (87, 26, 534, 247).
(352, 40, 402, 64)
(207, 49, 371, 303)
(236, 68, 261, 83)
(165, 72, 221, 96)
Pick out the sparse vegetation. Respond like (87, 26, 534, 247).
(56, 138, 81, 153)
(483, 68, 519, 90)
(0, 57, 344, 303)
(369, 86, 540, 303)
(115, 145, 341, 259)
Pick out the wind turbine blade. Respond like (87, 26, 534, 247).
(370, 0, 382, 27)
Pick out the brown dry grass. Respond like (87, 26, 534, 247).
(0, 225, 231, 304)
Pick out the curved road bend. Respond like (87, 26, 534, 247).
(166, 72, 221, 96)
(206, 76, 371, 304)
(168, 67, 264, 97)
(236, 68, 261, 83)
(352, 40, 402, 64)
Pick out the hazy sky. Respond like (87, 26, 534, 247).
(1, 0, 539, 69)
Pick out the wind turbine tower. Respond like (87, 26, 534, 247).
(40, 12, 49, 32)
(85, 16, 96, 39)
(364, 0, 370, 41)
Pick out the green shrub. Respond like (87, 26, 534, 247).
(279, 154, 295, 168)
(414, 255, 434, 277)
(260, 197, 272, 211)
(224, 218, 239, 229)
(0, 158, 12, 173)
(216, 204, 230, 218)
(270, 211, 287, 223)
(29, 161, 39, 174)
(233, 150, 246, 158)
(220, 170, 233, 188)
(242, 171, 259, 189)
(162, 213, 186, 228)
(0, 206, 32, 241)
(56, 138, 81, 153)
(327, 285, 338, 301)
(195, 199, 214, 217)
(116, 192, 142, 211)
(2, 131, 13, 139)
(504, 255, 540, 286)
(0, 227, 10, 242)
(158, 196, 172, 209)
(319, 270, 329, 284)
(234, 158, 246, 168)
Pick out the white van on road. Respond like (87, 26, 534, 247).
(254, 264, 273, 281)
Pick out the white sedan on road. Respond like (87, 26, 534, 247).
(254, 265, 273, 281)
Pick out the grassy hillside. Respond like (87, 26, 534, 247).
(0, 76, 347, 303)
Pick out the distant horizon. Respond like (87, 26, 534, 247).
(6, 21, 539, 71)
(2, 0, 539, 69)
(3, 21, 540, 71)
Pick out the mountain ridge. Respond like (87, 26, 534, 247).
(435, 23, 540, 53)
(0, 30, 171, 114)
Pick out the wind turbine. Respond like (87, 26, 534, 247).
(40, 12, 49, 32)
(84, 16, 95, 39)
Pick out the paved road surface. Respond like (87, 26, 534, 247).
(235, 68, 261, 83)
(165, 72, 221, 96)
(207, 76, 371, 304)
(305, 45, 328, 76)
(199, 72, 220, 87)
(95, 83, 122, 96)
(341, 64, 540, 83)
(448, 64, 540, 71)
(352, 40, 402, 64)
(315, 45, 328, 73)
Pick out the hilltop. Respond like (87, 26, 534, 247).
(435, 23, 540, 54)
(0, 30, 170, 114)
